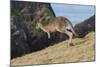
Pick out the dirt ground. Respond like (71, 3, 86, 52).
(11, 32, 95, 66)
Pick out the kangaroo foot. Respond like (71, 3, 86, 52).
(69, 43, 74, 46)
(67, 43, 74, 48)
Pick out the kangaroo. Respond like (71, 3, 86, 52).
(37, 16, 78, 46)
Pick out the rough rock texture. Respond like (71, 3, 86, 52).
(74, 15, 95, 38)
(11, 1, 56, 59)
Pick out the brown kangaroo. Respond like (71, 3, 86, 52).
(37, 16, 78, 46)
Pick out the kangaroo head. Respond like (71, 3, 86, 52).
(36, 23, 43, 30)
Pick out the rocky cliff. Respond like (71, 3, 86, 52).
(11, 1, 57, 59)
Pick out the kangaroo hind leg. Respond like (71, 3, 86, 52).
(65, 30, 74, 47)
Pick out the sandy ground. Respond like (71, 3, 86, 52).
(11, 32, 95, 66)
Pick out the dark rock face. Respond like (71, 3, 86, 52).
(74, 15, 95, 38)
(11, 16, 31, 59)
(11, 1, 67, 59)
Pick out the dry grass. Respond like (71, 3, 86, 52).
(11, 32, 95, 66)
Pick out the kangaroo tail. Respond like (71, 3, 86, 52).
(69, 24, 78, 37)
